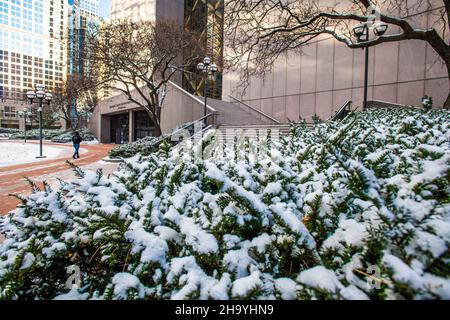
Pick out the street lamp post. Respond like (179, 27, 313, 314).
(353, 22, 388, 110)
(18, 108, 33, 143)
(197, 57, 218, 123)
(26, 84, 53, 158)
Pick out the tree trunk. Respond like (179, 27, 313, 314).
(425, 31, 450, 109)
(154, 124, 162, 137)
(444, 91, 450, 110)
(144, 108, 162, 137)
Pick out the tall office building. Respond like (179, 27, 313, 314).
(183, 0, 224, 99)
(67, 0, 100, 122)
(0, 0, 69, 100)
(110, 0, 157, 23)
(109, 0, 224, 99)
(68, 0, 99, 76)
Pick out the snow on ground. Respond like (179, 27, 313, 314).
(0, 142, 88, 167)
(0, 142, 66, 167)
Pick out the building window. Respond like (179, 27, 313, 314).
(0, 1, 9, 25)
(11, 4, 21, 29)
(11, 64, 20, 75)
(0, 61, 7, 73)
(3, 106, 17, 118)
(23, 9, 33, 31)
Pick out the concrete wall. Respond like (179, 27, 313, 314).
(110, 0, 157, 22)
(89, 81, 216, 142)
(110, 0, 184, 24)
(223, 1, 449, 122)
(156, 0, 184, 24)
(160, 81, 215, 134)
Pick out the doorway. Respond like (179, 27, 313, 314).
(110, 113, 129, 144)
(134, 110, 156, 140)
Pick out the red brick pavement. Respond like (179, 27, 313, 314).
(0, 141, 115, 215)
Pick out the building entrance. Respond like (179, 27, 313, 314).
(134, 110, 156, 140)
(110, 113, 129, 144)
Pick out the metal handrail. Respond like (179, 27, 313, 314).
(170, 112, 217, 139)
(331, 100, 352, 121)
(366, 99, 410, 109)
(228, 95, 281, 124)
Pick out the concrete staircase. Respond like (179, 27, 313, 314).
(215, 124, 291, 143)
(199, 98, 293, 142)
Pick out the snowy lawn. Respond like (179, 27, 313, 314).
(0, 142, 66, 167)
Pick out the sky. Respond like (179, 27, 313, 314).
(99, 0, 110, 18)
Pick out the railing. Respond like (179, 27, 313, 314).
(170, 112, 217, 140)
(331, 100, 352, 121)
(365, 100, 410, 109)
(229, 95, 281, 124)
(168, 80, 218, 114)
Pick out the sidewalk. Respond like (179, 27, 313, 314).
(0, 141, 118, 216)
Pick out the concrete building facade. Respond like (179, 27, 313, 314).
(222, 1, 449, 122)
(90, 0, 449, 144)
(90, 0, 224, 143)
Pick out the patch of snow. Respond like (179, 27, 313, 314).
(231, 270, 263, 298)
(297, 266, 343, 293)
(274, 278, 297, 300)
(112, 272, 145, 299)
(0, 142, 66, 167)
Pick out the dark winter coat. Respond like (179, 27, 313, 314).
(72, 134, 82, 145)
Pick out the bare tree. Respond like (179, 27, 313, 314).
(225, 0, 450, 108)
(86, 19, 203, 136)
(51, 75, 97, 130)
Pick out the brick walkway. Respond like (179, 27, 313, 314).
(0, 141, 117, 216)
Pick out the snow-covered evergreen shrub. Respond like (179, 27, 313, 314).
(9, 129, 65, 141)
(109, 135, 166, 159)
(1, 108, 449, 300)
(0, 128, 20, 134)
(109, 121, 199, 159)
(51, 130, 97, 143)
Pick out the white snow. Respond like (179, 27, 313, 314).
(297, 266, 343, 292)
(263, 182, 282, 195)
(231, 270, 263, 298)
(178, 216, 218, 254)
(274, 278, 298, 300)
(112, 272, 145, 299)
(0, 142, 66, 167)
(125, 228, 169, 267)
(382, 254, 424, 290)
(323, 219, 368, 250)
(1, 107, 449, 300)
(53, 289, 89, 300)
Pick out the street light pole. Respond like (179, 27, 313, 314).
(353, 21, 388, 110)
(197, 57, 218, 125)
(27, 84, 52, 159)
(38, 99, 43, 158)
(204, 74, 208, 118)
(24, 113, 27, 143)
(363, 47, 369, 110)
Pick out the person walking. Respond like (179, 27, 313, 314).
(72, 131, 83, 159)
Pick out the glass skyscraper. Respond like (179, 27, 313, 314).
(67, 0, 99, 122)
(68, 0, 99, 76)
(183, 0, 224, 99)
(0, 0, 69, 100)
